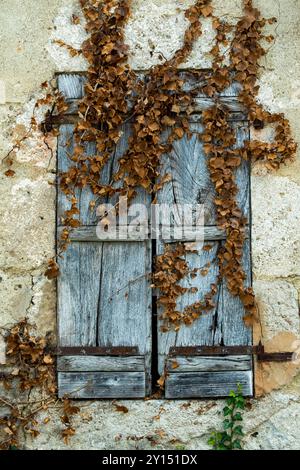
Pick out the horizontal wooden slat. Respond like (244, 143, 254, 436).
(56, 72, 242, 98)
(163, 226, 249, 243)
(55, 72, 247, 123)
(53, 98, 246, 122)
(58, 372, 145, 398)
(58, 225, 149, 241)
(166, 355, 252, 372)
(165, 370, 253, 398)
(58, 225, 249, 242)
(57, 355, 145, 372)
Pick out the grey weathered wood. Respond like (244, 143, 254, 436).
(57, 124, 149, 226)
(57, 124, 99, 226)
(57, 73, 247, 122)
(57, 73, 86, 99)
(58, 371, 145, 398)
(57, 355, 145, 372)
(213, 239, 252, 346)
(157, 239, 252, 375)
(161, 225, 249, 243)
(157, 240, 219, 374)
(159, 120, 216, 225)
(58, 225, 149, 241)
(57, 73, 253, 399)
(180, 74, 242, 97)
(156, 116, 253, 393)
(165, 370, 253, 398)
(58, 225, 249, 242)
(233, 122, 251, 219)
(57, 240, 152, 345)
(57, 239, 152, 395)
(157, 118, 250, 226)
(166, 355, 252, 372)
(96, 241, 152, 350)
(56, 97, 246, 120)
(57, 95, 152, 397)
(58, 241, 102, 347)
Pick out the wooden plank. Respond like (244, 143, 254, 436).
(57, 73, 86, 99)
(166, 355, 252, 372)
(157, 119, 250, 225)
(57, 73, 246, 119)
(57, 72, 241, 97)
(58, 371, 145, 398)
(169, 345, 257, 356)
(58, 242, 103, 347)
(57, 239, 152, 393)
(165, 370, 253, 398)
(58, 225, 149, 241)
(233, 121, 251, 220)
(213, 239, 252, 346)
(97, 239, 152, 394)
(56, 97, 246, 120)
(156, 118, 252, 377)
(157, 240, 219, 375)
(158, 119, 216, 225)
(58, 225, 250, 242)
(57, 346, 138, 355)
(57, 125, 99, 226)
(162, 225, 249, 243)
(58, 241, 152, 346)
(157, 238, 252, 375)
(57, 356, 145, 372)
(57, 114, 152, 397)
(97, 241, 152, 354)
(57, 123, 149, 226)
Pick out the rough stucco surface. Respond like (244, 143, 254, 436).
(0, 0, 300, 450)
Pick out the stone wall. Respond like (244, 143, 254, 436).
(0, 0, 300, 450)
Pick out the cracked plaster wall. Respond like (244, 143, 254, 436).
(0, 0, 300, 450)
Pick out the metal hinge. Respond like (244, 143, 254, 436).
(169, 343, 294, 363)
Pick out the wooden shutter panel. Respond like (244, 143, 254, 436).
(156, 105, 253, 398)
(56, 74, 253, 399)
(56, 75, 152, 398)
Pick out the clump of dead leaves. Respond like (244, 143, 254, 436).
(47, 0, 297, 332)
(2, 0, 295, 332)
(154, 243, 218, 330)
(0, 320, 79, 449)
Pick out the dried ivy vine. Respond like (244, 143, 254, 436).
(3, 0, 297, 328)
(0, 320, 79, 449)
(45, 0, 296, 330)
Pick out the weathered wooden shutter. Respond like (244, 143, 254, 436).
(56, 75, 152, 398)
(56, 74, 253, 399)
(157, 93, 253, 398)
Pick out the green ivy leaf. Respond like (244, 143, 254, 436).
(226, 397, 235, 406)
(233, 412, 243, 421)
(223, 406, 231, 416)
(233, 425, 244, 436)
(236, 400, 245, 410)
(223, 419, 234, 430)
(232, 439, 242, 450)
(218, 444, 230, 451)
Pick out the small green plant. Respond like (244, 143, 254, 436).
(208, 385, 245, 450)
(175, 444, 186, 450)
